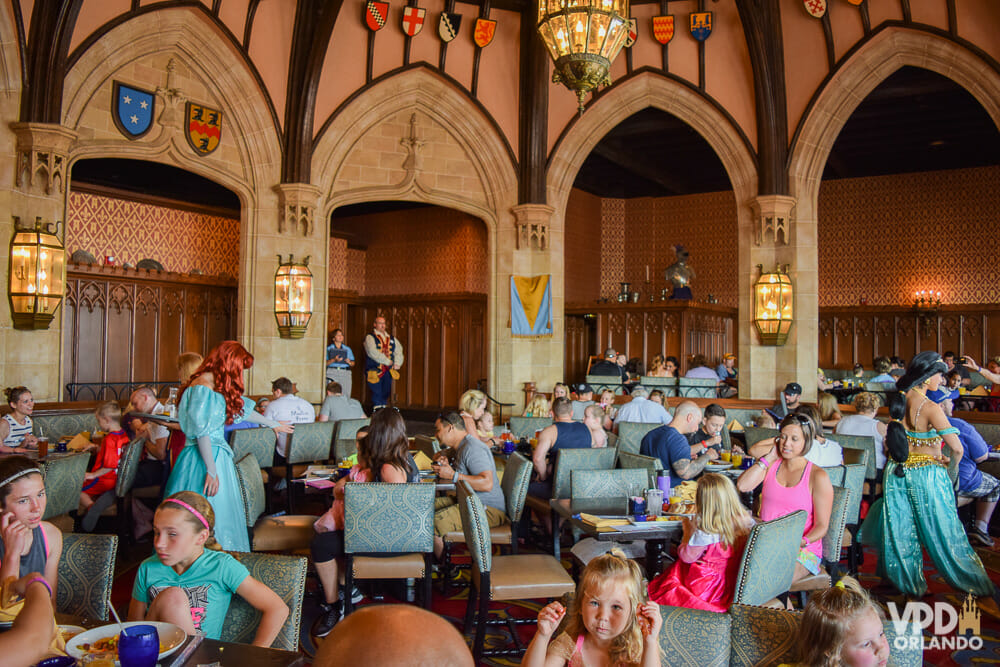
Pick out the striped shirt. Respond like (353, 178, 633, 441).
(3, 414, 32, 447)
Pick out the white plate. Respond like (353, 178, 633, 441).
(66, 621, 186, 665)
(705, 462, 733, 471)
(58, 624, 86, 643)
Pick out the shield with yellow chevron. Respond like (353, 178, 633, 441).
(652, 15, 674, 44)
(186, 102, 222, 155)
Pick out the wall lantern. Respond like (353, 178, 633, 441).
(753, 263, 793, 346)
(8, 216, 66, 330)
(274, 254, 313, 339)
(536, 0, 630, 113)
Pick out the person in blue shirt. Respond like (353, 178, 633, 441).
(640, 401, 718, 488)
(326, 328, 356, 399)
(869, 356, 895, 384)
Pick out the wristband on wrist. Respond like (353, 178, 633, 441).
(27, 576, 52, 598)
(757, 458, 768, 470)
(803, 537, 811, 547)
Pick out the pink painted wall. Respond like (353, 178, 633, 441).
(247, 0, 295, 127)
(69, 0, 129, 54)
(218, 0, 251, 44)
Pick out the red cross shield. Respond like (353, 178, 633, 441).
(803, 0, 827, 18)
(365, 0, 389, 31)
(652, 16, 674, 45)
(401, 6, 426, 37)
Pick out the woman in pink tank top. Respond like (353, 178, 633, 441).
(737, 413, 833, 582)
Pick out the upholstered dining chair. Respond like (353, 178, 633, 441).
(838, 462, 867, 575)
(220, 551, 307, 651)
(731, 510, 807, 607)
(833, 433, 877, 495)
(233, 454, 315, 552)
(790, 485, 851, 605)
(508, 416, 553, 440)
(616, 421, 660, 455)
(457, 480, 575, 664)
(570, 467, 648, 501)
(617, 450, 660, 488)
(230, 425, 279, 511)
(41, 452, 89, 523)
(743, 426, 780, 449)
(440, 452, 533, 594)
(283, 421, 335, 512)
(343, 482, 435, 615)
(331, 417, 370, 463)
(676, 377, 719, 398)
(57, 533, 118, 621)
(640, 376, 678, 397)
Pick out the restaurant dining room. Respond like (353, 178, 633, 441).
(1, 0, 1000, 665)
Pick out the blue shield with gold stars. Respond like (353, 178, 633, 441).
(112, 81, 155, 139)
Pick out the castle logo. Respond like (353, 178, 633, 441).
(887, 594, 982, 651)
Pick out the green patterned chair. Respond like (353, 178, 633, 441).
(728, 603, 802, 666)
(833, 433, 877, 487)
(457, 479, 575, 663)
(32, 413, 98, 440)
(57, 533, 118, 621)
(677, 377, 720, 398)
(837, 463, 867, 575)
(332, 417, 370, 463)
(220, 551, 307, 651)
(617, 450, 660, 487)
(42, 452, 89, 521)
(343, 482, 435, 615)
(525, 446, 617, 559)
(732, 510, 807, 607)
(509, 416, 552, 439)
(233, 454, 315, 552)
(616, 421, 660, 454)
(641, 376, 678, 397)
(283, 421, 335, 512)
(658, 604, 731, 666)
(230, 426, 277, 470)
(743, 426, 779, 450)
(440, 452, 534, 593)
(570, 468, 648, 500)
(410, 434, 438, 460)
(790, 486, 851, 604)
(585, 375, 625, 394)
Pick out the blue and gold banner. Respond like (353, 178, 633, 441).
(510, 275, 552, 337)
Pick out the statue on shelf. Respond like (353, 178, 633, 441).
(664, 244, 694, 300)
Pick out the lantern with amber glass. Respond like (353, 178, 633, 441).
(537, 0, 630, 113)
(8, 217, 66, 330)
(274, 254, 313, 339)
(753, 264, 793, 346)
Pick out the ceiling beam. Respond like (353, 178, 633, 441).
(591, 141, 692, 195)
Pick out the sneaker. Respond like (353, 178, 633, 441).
(339, 585, 364, 604)
(969, 525, 995, 548)
(311, 602, 342, 638)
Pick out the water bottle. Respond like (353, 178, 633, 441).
(164, 387, 179, 418)
(657, 471, 671, 499)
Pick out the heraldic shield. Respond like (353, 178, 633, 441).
(624, 18, 637, 47)
(474, 18, 496, 47)
(186, 102, 222, 155)
(439, 12, 462, 42)
(803, 0, 827, 18)
(365, 0, 389, 31)
(402, 6, 426, 37)
(689, 12, 712, 42)
(652, 15, 674, 44)
(112, 81, 155, 139)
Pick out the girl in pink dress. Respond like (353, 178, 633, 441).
(648, 473, 754, 612)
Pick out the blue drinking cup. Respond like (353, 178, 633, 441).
(118, 624, 159, 667)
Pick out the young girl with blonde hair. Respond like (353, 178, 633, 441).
(524, 394, 551, 418)
(129, 491, 287, 645)
(648, 473, 754, 611)
(524, 550, 662, 667)
(792, 576, 890, 667)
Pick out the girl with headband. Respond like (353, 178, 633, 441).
(127, 491, 288, 645)
(0, 456, 62, 621)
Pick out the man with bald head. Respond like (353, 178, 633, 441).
(127, 387, 170, 487)
(640, 400, 718, 487)
(313, 604, 473, 667)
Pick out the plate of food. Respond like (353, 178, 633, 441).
(58, 624, 86, 644)
(705, 462, 733, 472)
(66, 621, 186, 665)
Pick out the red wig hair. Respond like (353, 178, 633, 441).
(181, 340, 254, 424)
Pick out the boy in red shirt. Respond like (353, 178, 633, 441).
(79, 401, 129, 515)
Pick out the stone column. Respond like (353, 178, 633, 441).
(242, 182, 327, 403)
(495, 203, 562, 411)
(1, 123, 77, 401)
(739, 194, 817, 403)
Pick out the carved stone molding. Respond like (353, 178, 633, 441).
(751, 194, 796, 246)
(275, 182, 322, 236)
(10, 123, 78, 196)
(511, 203, 554, 251)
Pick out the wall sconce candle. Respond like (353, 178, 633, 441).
(8, 216, 66, 330)
(753, 263, 793, 346)
(274, 254, 313, 339)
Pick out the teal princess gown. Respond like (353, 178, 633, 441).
(859, 428, 994, 598)
(164, 384, 251, 552)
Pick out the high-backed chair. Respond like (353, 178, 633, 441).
(743, 426, 780, 449)
(233, 454, 315, 552)
(42, 452, 89, 523)
(508, 416, 553, 440)
(32, 413, 98, 441)
(585, 375, 625, 394)
(440, 452, 533, 593)
(616, 421, 660, 455)
(641, 376, 678, 397)
(332, 417, 370, 463)
(57, 533, 118, 621)
(457, 480, 575, 663)
(677, 377, 719, 398)
(790, 486, 851, 604)
(343, 482, 435, 615)
(524, 447, 617, 559)
(833, 433, 877, 492)
(617, 450, 660, 488)
(230, 426, 277, 470)
(410, 434, 438, 460)
(283, 421, 335, 512)
(220, 551, 307, 651)
(570, 468, 648, 501)
(732, 510, 807, 607)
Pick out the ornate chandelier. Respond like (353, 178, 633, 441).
(536, 0, 630, 113)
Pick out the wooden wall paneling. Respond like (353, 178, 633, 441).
(986, 313, 1000, 360)
(626, 311, 643, 365)
(961, 314, 984, 361)
(873, 316, 894, 362)
(664, 311, 681, 360)
(427, 306, 444, 408)
(896, 316, 917, 361)
(62, 296, 77, 400)
(442, 305, 459, 405)
(105, 282, 134, 382)
(471, 302, 486, 387)
(159, 288, 185, 380)
(938, 314, 961, 355)
(854, 314, 874, 367)
(76, 281, 107, 383)
(563, 315, 587, 382)
(184, 290, 207, 358)
(134, 286, 159, 381)
(834, 317, 853, 367)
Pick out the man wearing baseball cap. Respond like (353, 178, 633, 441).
(571, 383, 595, 421)
(771, 382, 802, 420)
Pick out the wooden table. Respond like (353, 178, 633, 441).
(164, 635, 305, 666)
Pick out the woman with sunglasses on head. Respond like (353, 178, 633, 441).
(859, 352, 995, 604)
(737, 413, 833, 583)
